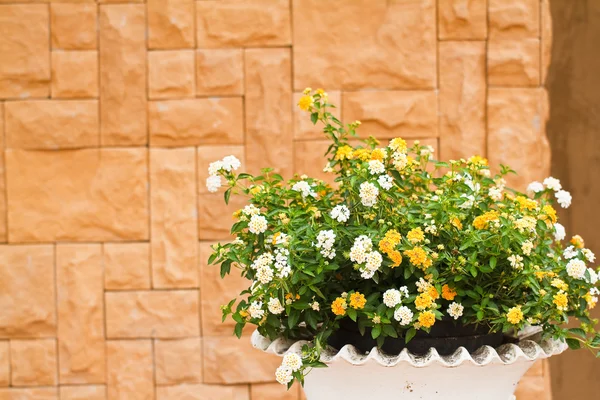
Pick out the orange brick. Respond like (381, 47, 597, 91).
(51, 51, 98, 98)
(156, 384, 249, 400)
(104, 243, 151, 290)
(489, 0, 540, 39)
(154, 338, 202, 385)
(196, 49, 244, 96)
(10, 339, 57, 386)
(438, 0, 487, 40)
(149, 50, 195, 99)
(148, 0, 195, 49)
(106, 341, 153, 399)
(0, 388, 57, 400)
(488, 39, 541, 87)
(51, 3, 97, 50)
(0, 341, 8, 386)
(59, 386, 106, 400)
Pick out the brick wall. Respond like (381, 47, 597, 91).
(0, 1, 552, 399)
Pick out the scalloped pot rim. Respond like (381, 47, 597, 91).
(251, 329, 568, 368)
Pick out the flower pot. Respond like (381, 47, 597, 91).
(252, 330, 566, 400)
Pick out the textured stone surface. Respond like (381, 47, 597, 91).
(488, 39, 541, 87)
(293, 140, 336, 186)
(203, 336, 282, 384)
(154, 338, 202, 385)
(10, 339, 57, 386)
(251, 383, 300, 400)
(199, 242, 249, 336)
(149, 50, 195, 99)
(488, 88, 550, 189)
(0, 5, 50, 98)
(541, 0, 552, 84)
(104, 243, 151, 290)
(0, 245, 55, 337)
(196, 49, 244, 96)
(294, 91, 341, 141)
(245, 49, 293, 176)
(515, 376, 549, 400)
(293, 0, 436, 90)
(0, 342, 8, 386)
(51, 51, 98, 98)
(59, 386, 106, 400)
(156, 384, 249, 400)
(56, 244, 105, 384)
(106, 341, 153, 400)
(489, 0, 540, 39)
(438, 0, 487, 40)
(50, 3, 97, 50)
(105, 291, 200, 338)
(5, 100, 99, 149)
(148, 0, 195, 49)
(198, 194, 246, 241)
(99, 4, 147, 145)
(6, 149, 148, 242)
(439, 41, 486, 160)
(343, 91, 438, 138)
(149, 98, 244, 146)
(196, 0, 291, 48)
(151, 148, 199, 288)
(0, 388, 57, 400)
(197, 145, 245, 195)
(0, 104, 5, 242)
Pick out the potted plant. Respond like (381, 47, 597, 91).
(206, 89, 599, 399)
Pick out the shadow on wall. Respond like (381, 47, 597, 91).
(546, 1, 600, 399)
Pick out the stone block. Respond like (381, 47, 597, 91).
(10, 339, 57, 386)
(0, 342, 8, 386)
(56, 244, 105, 384)
(51, 51, 98, 98)
(156, 384, 249, 400)
(198, 194, 246, 241)
(59, 386, 106, 400)
(149, 50, 195, 99)
(99, 4, 147, 145)
(51, 3, 97, 50)
(438, 0, 487, 40)
(6, 149, 149, 242)
(106, 340, 153, 400)
(0, 245, 55, 337)
(151, 148, 199, 288)
(149, 98, 244, 147)
(196, 49, 244, 96)
(0, 388, 57, 400)
(0, 5, 50, 98)
(342, 91, 438, 138)
(148, 0, 195, 49)
(541, 0, 552, 84)
(0, 104, 5, 242)
(293, 140, 336, 187)
(5, 100, 98, 149)
(489, 0, 540, 39)
(292, 0, 436, 90)
(105, 291, 200, 338)
(196, 0, 291, 47)
(154, 338, 202, 385)
(251, 383, 300, 400)
(104, 243, 151, 290)
(488, 39, 541, 87)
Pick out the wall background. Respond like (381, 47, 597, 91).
(0, 0, 555, 399)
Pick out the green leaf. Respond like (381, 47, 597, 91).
(234, 322, 244, 338)
(288, 310, 301, 329)
(382, 324, 398, 338)
(489, 257, 497, 269)
(311, 112, 319, 125)
(405, 327, 417, 344)
(371, 325, 382, 339)
(224, 188, 231, 205)
(347, 307, 357, 322)
(566, 338, 581, 350)
(568, 328, 587, 339)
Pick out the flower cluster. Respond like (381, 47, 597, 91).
(207, 89, 600, 387)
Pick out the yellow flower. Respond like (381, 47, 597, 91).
(506, 306, 524, 325)
(541, 205, 558, 225)
(571, 235, 585, 249)
(585, 292, 598, 309)
(349, 292, 367, 309)
(370, 148, 387, 161)
(298, 95, 313, 111)
(316, 88, 326, 96)
(451, 217, 463, 230)
(516, 196, 538, 211)
(407, 227, 425, 244)
(353, 148, 372, 161)
(441, 284, 457, 301)
(239, 310, 249, 318)
(468, 155, 488, 166)
(389, 138, 407, 153)
(271, 232, 281, 245)
(553, 292, 568, 311)
(233, 209, 242, 219)
(379, 230, 403, 267)
(550, 278, 568, 291)
(415, 293, 434, 310)
(472, 211, 500, 230)
(302, 87, 312, 95)
(331, 297, 347, 316)
(250, 185, 262, 195)
(404, 247, 432, 270)
(427, 286, 440, 301)
(418, 311, 436, 328)
(335, 145, 354, 161)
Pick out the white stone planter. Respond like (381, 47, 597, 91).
(252, 330, 566, 400)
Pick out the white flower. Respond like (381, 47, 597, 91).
(248, 214, 268, 234)
(378, 175, 393, 190)
(543, 177, 562, 191)
(583, 249, 596, 263)
(330, 205, 350, 223)
(208, 160, 224, 176)
(416, 277, 432, 293)
(368, 160, 385, 175)
(479, 169, 491, 177)
(555, 190, 572, 208)
(248, 301, 264, 319)
(359, 182, 379, 207)
(566, 259, 587, 279)
(315, 230, 336, 259)
(311, 302, 320, 311)
(364, 251, 382, 273)
(459, 194, 475, 209)
(292, 181, 316, 198)
(222, 155, 241, 172)
(527, 181, 545, 195)
(587, 268, 598, 284)
(394, 306, 414, 326)
(391, 152, 408, 170)
(275, 366, 293, 385)
(323, 163, 333, 173)
(206, 176, 222, 193)
(350, 236, 373, 264)
(274, 248, 291, 278)
(554, 223, 566, 241)
(251, 252, 274, 270)
(268, 298, 284, 315)
(282, 353, 303, 372)
(256, 265, 273, 284)
(508, 254, 524, 270)
(563, 246, 578, 260)
(488, 186, 503, 201)
(383, 289, 402, 308)
(399, 286, 409, 298)
(243, 204, 261, 216)
(447, 302, 464, 320)
(521, 241, 534, 256)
